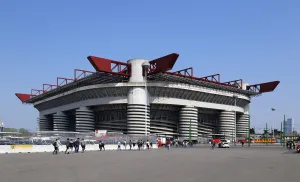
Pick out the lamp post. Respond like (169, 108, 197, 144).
(142, 61, 150, 136)
(271, 108, 276, 138)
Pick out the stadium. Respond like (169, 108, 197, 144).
(15, 53, 279, 140)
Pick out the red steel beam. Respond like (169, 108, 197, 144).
(74, 69, 95, 80)
(43, 84, 57, 93)
(223, 79, 243, 89)
(246, 81, 280, 93)
(200, 74, 220, 82)
(15, 93, 32, 102)
(172, 67, 193, 77)
(31, 89, 43, 96)
(149, 53, 179, 74)
(57, 77, 74, 87)
(164, 72, 236, 87)
(87, 56, 130, 76)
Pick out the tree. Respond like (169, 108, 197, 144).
(18, 128, 31, 136)
(250, 128, 255, 134)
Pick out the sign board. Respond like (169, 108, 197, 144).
(95, 130, 107, 138)
(10, 145, 32, 149)
(0, 122, 3, 127)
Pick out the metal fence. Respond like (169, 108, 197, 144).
(0, 131, 157, 145)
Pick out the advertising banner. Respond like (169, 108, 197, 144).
(94, 130, 108, 140)
(10, 145, 33, 149)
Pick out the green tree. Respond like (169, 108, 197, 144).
(250, 128, 255, 134)
(18, 128, 31, 136)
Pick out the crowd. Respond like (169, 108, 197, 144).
(52, 138, 154, 155)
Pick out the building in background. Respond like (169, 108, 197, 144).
(285, 118, 294, 134)
(15, 53, 280, 140)
(0, 122, 3, 132)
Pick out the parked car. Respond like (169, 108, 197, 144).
(297, 144, 300, 153)
(218, 142, 230, 148)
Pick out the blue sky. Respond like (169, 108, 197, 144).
(0, 1, 299, 132)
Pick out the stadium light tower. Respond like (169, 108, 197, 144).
(271, 108, 276, 138)
(142, 61, 150, 136)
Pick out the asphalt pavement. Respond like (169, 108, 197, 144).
(0, 146, 298, 182)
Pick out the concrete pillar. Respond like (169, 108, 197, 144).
(76, 107, 95, 132)
(218, 111, 235, 139)
(53, 112, 68, 131)
(179, 106, 198, 140)
(236, 114, 249, 138)
(39, 114, 53, 131)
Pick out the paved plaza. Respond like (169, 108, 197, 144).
(0, 146, 299, 182)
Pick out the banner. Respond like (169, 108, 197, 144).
(10, 145, 33, 149)
(94, 130, 108, 140)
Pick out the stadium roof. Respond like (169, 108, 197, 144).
(16, 53, 280, 104)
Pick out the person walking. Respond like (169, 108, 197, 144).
(129, 140, 132, 150)
(166, 140, 171, 152)
(53, 139, 62, 155)
(65, 138, 70, 154)
(81, 138, 86, 153)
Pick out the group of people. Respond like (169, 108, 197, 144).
(286, 141, 297, 150)
(117, 140, 153, 150)
(53, 138, 155, 154)
(53, 138, 86, 155)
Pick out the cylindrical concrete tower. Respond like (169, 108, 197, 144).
(179, 106, 198, 139)
(75, 107, 95, 132)
(236, 114, 249, 138)
(53, 112, 68, 131)
(218, 111, 235, 139)
(39, 114, 53, 131)
(127, 59, 150, 135)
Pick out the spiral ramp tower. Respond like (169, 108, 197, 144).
(218, 111, 235, 139)
(126, 59, 150, 135)
(53, 112, 69, 131)
(236, 114, 249, 138)
(39, 114, 53, 131)
(179, 106, 198, 139)
(75, 107, 95, 132)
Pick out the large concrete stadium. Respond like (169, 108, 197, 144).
(16, 53, 279, 140)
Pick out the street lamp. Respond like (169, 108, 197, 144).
(142, 61, 150, 136)
(271, 108, 276, 138)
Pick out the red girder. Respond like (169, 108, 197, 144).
(200, 74, 220, 82)
(57, 77, 74, 87)
(164, 72, 236, 87)
(246, 81, 280, 93)
(148, 53, 179, 74)
(87, 56, 131, 76)
(31, 89, 43, 96)
(15, 93, 32, 102)
(171, 67, 193, 77)
(223, 79, 243, 89)
(43, 84, 57, 93)
(74, 69, 95, 80)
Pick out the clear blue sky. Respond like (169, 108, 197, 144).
(0, 0, 299, 132)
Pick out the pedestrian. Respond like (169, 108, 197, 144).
(146, 140, 150, 150)
(123, 140, 127, 150)
(65, 138, 70, 154)
(81, 138, 86, 153)
(118, 141, 121, 150)
(166, 140, 171, 152)
(53, 139, 62, 155)
(129, 140, 132, 150)
(69, 139, 74, 153)
(99, 140, 103, 151)
(74, 138, 80, 153)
